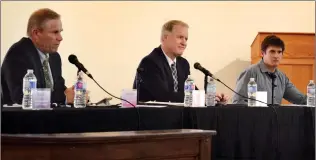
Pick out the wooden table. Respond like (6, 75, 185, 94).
(2, 129, 216, 160)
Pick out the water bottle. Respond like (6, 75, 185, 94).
(184, 75, 195, 107)
(206, 77, 216, 106)
(74, 72, 87, 108)
(307, 80, 315, 107)
(22, 69, 37, 109)
(247, 78, 257, 107)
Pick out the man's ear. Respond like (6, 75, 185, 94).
(161, 34, 168, 42)
(31, 28, 41, 38)
(261, 50, 265, 58)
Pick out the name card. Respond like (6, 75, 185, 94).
(32, 88, 51, 110)
(121, 89, 137, 108)
(192, 90, 206, 107)
(256, 91, 268, 107)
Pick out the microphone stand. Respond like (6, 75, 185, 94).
(77, 69, 81, 77)
(270, 73, 277, 106)
(204, 74, 208, 94)
(136, 68, 143, 105)
(268, 73, 279, 160)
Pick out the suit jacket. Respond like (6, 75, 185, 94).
(133, 46, 190, 102)
(1, 37, 66, 105)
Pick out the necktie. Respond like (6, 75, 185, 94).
(42, 54, 53, 90)
(171, 63, 178, 92)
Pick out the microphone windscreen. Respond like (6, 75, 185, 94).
(267, 72, 277, 79)
(194, 62, 201, 69)
(68, 54, 78, 64)
(137, 67, 144, 73)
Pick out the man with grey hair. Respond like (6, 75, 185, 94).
(133, 20, 229, 103)
(1, 8, 78, 105)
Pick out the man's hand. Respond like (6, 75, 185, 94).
(65, 86, 75, 104)
(215, 93, 229, 105)
(64, 86, 90, 104)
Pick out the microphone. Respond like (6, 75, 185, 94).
(68, 54, 93, 79)
(67, 54, 141, 129)
(137, 67, 144, 73)
(267, 72, 277, 80)
(193, 62, 270, 106)
(268, 73, 276, 80)
(194, 62, 218, 81)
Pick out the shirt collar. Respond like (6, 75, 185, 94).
(161, 47, 176, 67)
(36, 48, 49, 63)
(259, 59, 279, 75)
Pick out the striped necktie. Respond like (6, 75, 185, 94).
(42, 54, 53, 90)
(171, 63, 178, 92)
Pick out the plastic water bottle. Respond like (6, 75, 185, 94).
(307, 80, 315, 107)
(247, 78, 257, 107)
(22, 69, 37, 109)
(206, 77, 216, 106)
(184, 75, 195, 107)
(74, 72, 87, 108)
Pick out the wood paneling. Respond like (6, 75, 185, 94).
(251, 32, 315, 104)
(2, 129, 216, 160)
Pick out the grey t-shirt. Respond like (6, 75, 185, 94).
(232, 60, 307, 105)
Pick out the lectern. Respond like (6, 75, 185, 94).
(2, 129, 216, 160)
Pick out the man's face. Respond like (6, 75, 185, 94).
(262, 45, 283, 68)
(162, 24, 188, 57)
(32, 18, 63, 53)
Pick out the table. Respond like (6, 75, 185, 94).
(2, 129, 216, 160)
(2, 105, 315, 160)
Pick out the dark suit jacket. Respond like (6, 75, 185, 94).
(1, 37, 66, 105)
(133, 46, 190, 102)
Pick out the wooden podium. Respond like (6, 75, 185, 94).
(2, 129, 216, 160)
(251, 32, 315, 104)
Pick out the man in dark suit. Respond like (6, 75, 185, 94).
(1, 8, 76, 105)
(133, 20, 229, 103)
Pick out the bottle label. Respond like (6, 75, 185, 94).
(185, 84, 195, 91)
(23, 81, 36, 95)
(30, 81, 36, 89)
(76, 81, 84, 90)
(207, 85, 216, 93)
(24, 80, 36, 88)
(248, 86, 257, 93)
(307, 88, 315, 95)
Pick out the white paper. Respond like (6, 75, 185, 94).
(144, 101, 184, 106)
(32, 88, 51, 110)
(3, 103, 22, 108)
(121, 89, 137, 108)
(192, 90, 206, 107)
(136, 105, 167, 108)
(256, 91, 268, 107)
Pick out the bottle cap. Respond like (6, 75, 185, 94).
(250, 78, 255, 81)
